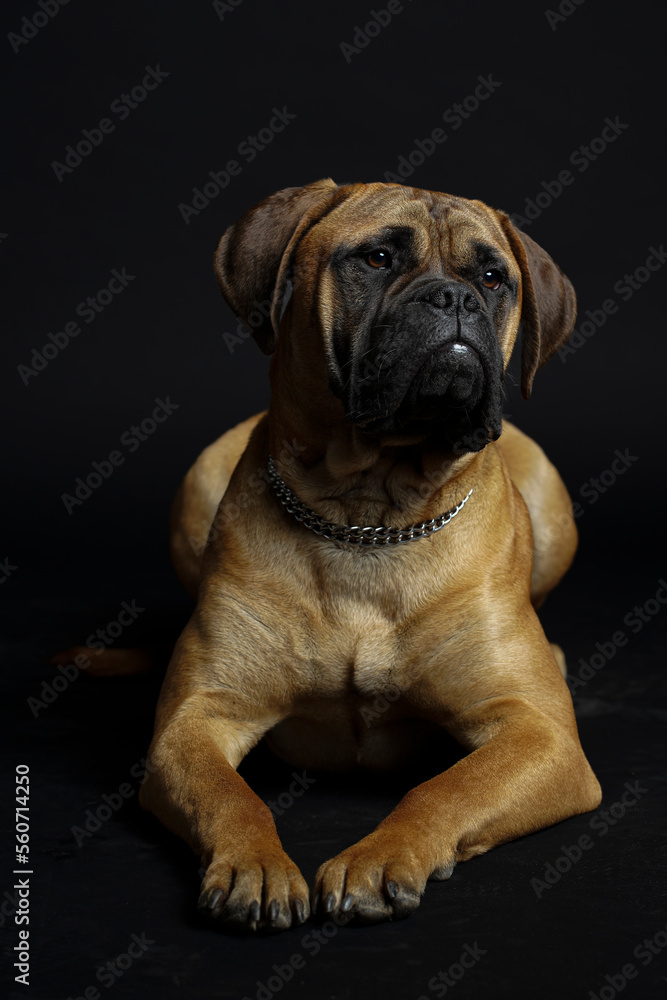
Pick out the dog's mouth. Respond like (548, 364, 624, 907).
(353, 342, 482, 420)
(342, 321, 504, 452)
(412, 341, 485, 407)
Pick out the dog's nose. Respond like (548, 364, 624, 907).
(422, 281, 480, 313)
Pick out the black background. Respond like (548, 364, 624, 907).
(2, 1, 666, 998)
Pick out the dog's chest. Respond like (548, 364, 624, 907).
(266, 552, 451, 769)
(270, 601, 431, 770)
(333, 604, 403, 694)
(306, 548, 431, 693)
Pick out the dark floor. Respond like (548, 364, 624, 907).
(3, 550, 666, 1000)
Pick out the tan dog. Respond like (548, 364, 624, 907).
(139, 178, 601, 931)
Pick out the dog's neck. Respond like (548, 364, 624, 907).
(267, 406, 482, 529)
(266, 325, 484, 527)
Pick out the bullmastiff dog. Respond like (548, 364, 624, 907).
(139, 178, 602, 931)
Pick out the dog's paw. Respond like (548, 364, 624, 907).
(312, 834, 429, 925)
(198, 849, 310, 933)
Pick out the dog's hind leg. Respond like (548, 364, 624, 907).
(497, 421, 578, 608)
(169, 412, 265, 597)
(550, 642, 567, 678)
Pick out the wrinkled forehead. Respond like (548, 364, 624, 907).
(303, 184, 517, 274)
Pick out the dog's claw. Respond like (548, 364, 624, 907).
(314, 836, 429, 924)
(208, 888, 224, 912)
(199, 850, 309, 932)
(388, 885, 421, 920)
(430, 862, 455, 881)
(294, 897, 306, 924)
(198, 887, 225, 914)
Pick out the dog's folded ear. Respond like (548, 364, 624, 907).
(495, 213, 577, 399)
(214, 178, 340, 354)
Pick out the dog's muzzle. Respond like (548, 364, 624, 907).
(340, 279, 504, 451)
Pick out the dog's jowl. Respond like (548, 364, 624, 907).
(139, 179, 601, 931)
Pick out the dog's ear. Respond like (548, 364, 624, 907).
(495, 212, 577, 399)
(214, 178, 340, 354)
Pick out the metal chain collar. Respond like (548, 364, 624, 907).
(267, 455, 473, 547)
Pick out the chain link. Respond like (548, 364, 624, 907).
(267, 455, 473, 546)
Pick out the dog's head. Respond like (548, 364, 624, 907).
(215, 179, 576, 453)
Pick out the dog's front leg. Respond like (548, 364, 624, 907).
(313, 638, 601, 924)
(139, 629, 309, 932)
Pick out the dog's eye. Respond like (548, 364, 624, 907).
(482, 269, 502, 290)
(366, 249, 392, 269)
